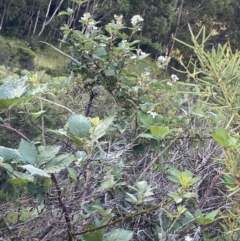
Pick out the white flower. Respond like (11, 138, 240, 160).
(114, 14, 123, 26)
(131, 15, 144, 27)
(185, 235, 193, 241)
(147, 111, 158, 118)
(171, 74, 179, 82)
(156, 56, 171, 69)
(81, 12, 91, 21)
(167, 81, 173, 86)
(157, 56, 166, 63)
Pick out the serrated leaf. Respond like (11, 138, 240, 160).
(75, 151, 87, 164)
(36, 145, 61, 166)
(138, 111, 153, 127)
(103, 229, 133, 241)
(0, 77, 28, 99)
(19, 139, 37, 164)
(90, 116, 114, 141)
(0, 96, 32, 109)
(68, 114, 91, 138)
(20, 164, 50, 177)
(0, 146, 24, 161)
(12, 171, 34, 181)
(150, 126, 171, 140)
(44, 153, 75, 173)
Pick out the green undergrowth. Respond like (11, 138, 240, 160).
(0, 35, 68, 75)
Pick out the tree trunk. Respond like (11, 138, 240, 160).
(38, 0, 65, 36)
(33, 9, 40, 35)
(0, 0, 8, 30)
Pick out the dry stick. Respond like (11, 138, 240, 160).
(73, 199, 173, 236)
(40, 100, 74, 240)
(0, 123, 30, 142)
(79, 164, 91, 215)
(137, 134, 180, 182)
(197, 172, 223, 209)
(51, 173, 74, 240)
(38, 41, 82, 66)
(38, 97, 75, 114)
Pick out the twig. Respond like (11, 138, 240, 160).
(72, 199, 173, 236)
(37, 97, 75, 114)
(51, 173, 74, 240)
(137, 134, 180, 182)
(197, 172, 223, 209)
(38, 41, 82, 66)
(0, 123, 30, 141)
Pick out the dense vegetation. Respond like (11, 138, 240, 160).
(0, 1, 240, 240)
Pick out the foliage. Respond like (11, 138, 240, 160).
(0, 7, 240, 241)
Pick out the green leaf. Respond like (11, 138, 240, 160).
(68, 114, 91, 138)
(20, 165, 50, 177)
(67, 167, 77, 181)
(19, 139, 38, 164)
(0, 77, 32, 109)
(205, 210, 218, 221)
(30, 110, 46, 119)
(138, 133, 154, 139)
(101, 175, 117, 190)
(96, 47, 107, 56)
(44, 153, 75, 173)
(75, 151, 87, 164)
(167, 175, 180, 183)
(0, 146, 24, 161)
(90, 116, 114, 142)
(125, 193, 138, 203)
(150, 126, 171, 140)
(138, 111, 153, 127)
(212, 127, 232, 147)
(36, 193, 45, 203)
(104, 69, 115, 76)
(168, 192, 183, 204)
(58, 11, 69, 16)
(103, 229, 133, 241)
(183, 192, 198, 199)
(82, 229, 104, 241)
(0, 163, 13, 172)
(12, 171, 34, 181)
(0, 77, 28, 99)
(36, 145, 61, 166)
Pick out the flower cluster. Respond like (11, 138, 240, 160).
(131, 15, 144, 27)
(114, 14, 123, 27)
(147, 110, 158, 118)
(81, 12, 91, 21)
(156, 55, 171, 69)
(167, 74, 179, 86)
